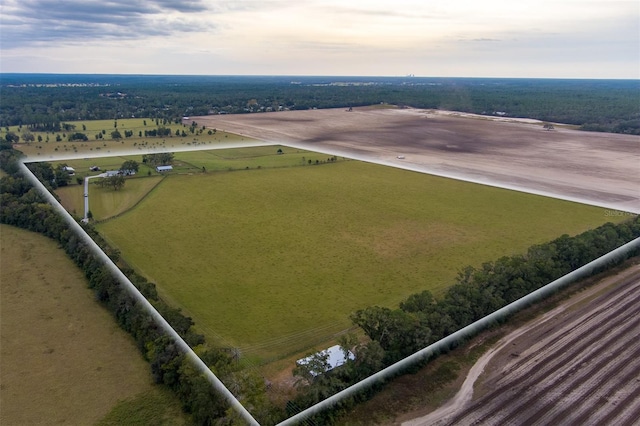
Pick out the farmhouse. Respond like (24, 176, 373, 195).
(156, 165, 173, 172)
(296, 345, 355, 377)
(104, 169, 136, 176)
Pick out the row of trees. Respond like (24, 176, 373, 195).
(286, 217, 640, 423)
(0, 148, 279, 424)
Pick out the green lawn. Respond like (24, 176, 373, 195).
(96, 159, 616, 362)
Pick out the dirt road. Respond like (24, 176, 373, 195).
(191, 107, 640, 213)
(404, 264, 640, 426)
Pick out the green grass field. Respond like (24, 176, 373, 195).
(56, 176, 164, 220)
(53, 146, 324, 221)
(0, 225, 187, 425)
(3, 117, 257, 159)
(96, 157, 616, 362)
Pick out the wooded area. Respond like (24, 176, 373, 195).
(2, 75, 639, 134)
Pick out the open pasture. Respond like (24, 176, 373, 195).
(3, 117, 257, 159)
(53, 146, 320, 221)
(0, 225, 186, 425)
(96, 157, 615, 362)
(56, 175, 164, 221)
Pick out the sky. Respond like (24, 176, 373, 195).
(1, 0, 638, 78)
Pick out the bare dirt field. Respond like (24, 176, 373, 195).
(191, 107, 640, 213)
(403, 263, 640, 426)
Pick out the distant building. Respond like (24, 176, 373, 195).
(62, 166, 75, 175)
(156, 165, 173, 173)
(296, 345, 355, 377)
(105, 170, 120, 177)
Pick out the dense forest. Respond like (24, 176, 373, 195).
(1, 74, 639, 134)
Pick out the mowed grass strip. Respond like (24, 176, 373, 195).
(97, 160, 616, 361)
(0, 225, 186, 425)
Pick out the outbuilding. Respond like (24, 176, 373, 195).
(296, 345, 355, 377)
(156, 165, 173, 173)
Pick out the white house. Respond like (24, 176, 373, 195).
(156, 165, 173, 172)
(62, 166, 75, 175)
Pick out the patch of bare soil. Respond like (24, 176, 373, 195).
(192, 107, 640, 213)
(404, 263, 640, 426)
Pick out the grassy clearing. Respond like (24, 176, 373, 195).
(3, 117, 256, 159)
(96, 157, 616, 362)
(53, 146, 321, 221)
(56, 176, 164, 221)
(173, 145, 336, 172)
(0, 224, 187, 425)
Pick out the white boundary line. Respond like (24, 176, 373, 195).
(28, 139, 640, 215)
(18, 160, 260, 426)
(278, 236, 640, 425)
(20, 141, 639, 425)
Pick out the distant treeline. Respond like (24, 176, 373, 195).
(1, 74, 638, 134)
(0, 148, 279, 425)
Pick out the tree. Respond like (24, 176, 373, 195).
(110, 175, 125, 190)
(543, 122, 555, 131)
(68, 132, 88, 141)
(293, 351, 330, 386)
(54, 165, 71, 187)
(21, 131, 35, 142)
(120, 160, 139, 174)
(111, 129, 122, 139)
(98, 175, 125, 190)
(142, 152, 174, 166)
(400, 290, 435, 313)
(5, 132, 19, 144)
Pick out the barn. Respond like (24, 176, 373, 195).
(156, 165, 173, 172)
(296, 345, 355, 377)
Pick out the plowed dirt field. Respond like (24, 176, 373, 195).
(404, 264, 640, 426)
(191, 107, 640, 213)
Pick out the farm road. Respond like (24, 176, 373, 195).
(403, 264, 640, 426)
(191, 107, 640, 213)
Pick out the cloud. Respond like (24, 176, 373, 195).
(0, 0, 212, 48)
